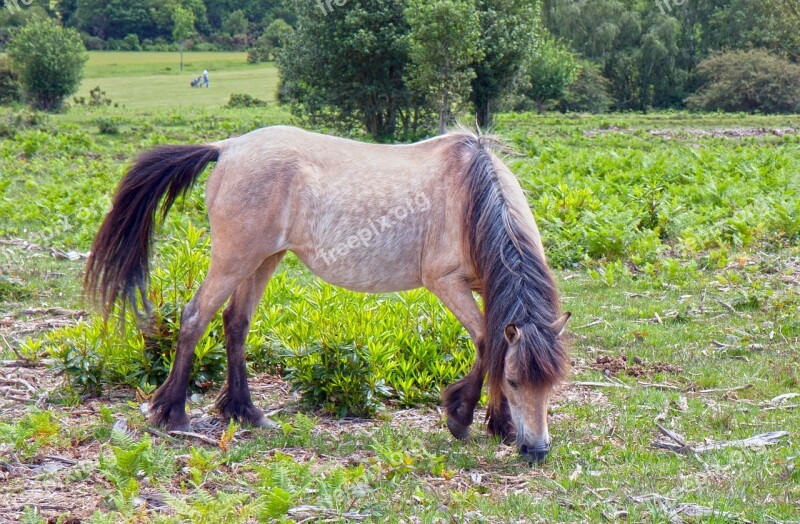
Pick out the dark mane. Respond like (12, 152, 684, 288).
(457, 134, 568, 398)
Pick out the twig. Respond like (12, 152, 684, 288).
(0, 359, 47, 368)
(43, 455, 78, 466)
(169, 430, 219, 446)
(144, 427, 174, 440)
(571, 381, 630, 389)
(3, 394, 31, 402)
(638, 381, 681, 391)
(653, 430, 789, 454)
(763, 403, 800, 412)
(576, 318, 604, 330)
(692, 431, 789, 452)
(655, 422, 688, 448)
(0, 377, 36, 394)
(699, 384, 752, 394)
(714, 298, 742, 317)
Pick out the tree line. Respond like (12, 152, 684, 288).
(1, 0, 799, 139)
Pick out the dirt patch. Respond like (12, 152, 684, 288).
(592, 355, 682, 378)
(649, 127, 798, 139)
(583, 126, 799, 140)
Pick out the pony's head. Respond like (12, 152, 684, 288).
(488, 313, 570, 463)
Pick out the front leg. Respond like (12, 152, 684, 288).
(425, 274, 486, 441)
(486, 394, 515, 444)
(442, 364, 484, 439)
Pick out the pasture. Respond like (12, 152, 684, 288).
(79, 52, 278, 109)
(1, 54, 799, 523)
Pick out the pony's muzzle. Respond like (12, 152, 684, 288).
(519, 443, 550, 463)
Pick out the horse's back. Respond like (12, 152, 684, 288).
(206, 126, 470, 293)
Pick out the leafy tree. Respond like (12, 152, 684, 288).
(151, 0, 209, 41)
(0, 57, 22, 106)
(707, 0, 800, 62)
(519, 35, 576, 113)
(278, 0, 418, 140)
(172, 5, 195, 71)
(405, 0, 482, 133)
(248, 18, 294, 63)
(7, 19, 87, 111)
(222, 9, 249, 37)
(558, 59, 613, 113)
(74, 0, 155, 40)
(471, 0, 539, 126)
(685, 50, 800, 114)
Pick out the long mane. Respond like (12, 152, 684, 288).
(457, 133, 568, 395)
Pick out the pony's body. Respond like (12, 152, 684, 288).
(86, 125, 568, 462)
(209, 127, 527, 294)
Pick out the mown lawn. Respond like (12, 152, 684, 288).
(0, 104, 799, 523)
(77, 52, 278, 109)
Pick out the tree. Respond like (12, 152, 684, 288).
(405, 0, 482, 134)
(222, 9, 249, 37)
(278, 0, 419, 140)
(558, 59, 613, 113)
(172, 6, 195, 71)
(471, 0, 540, 126)
(7, 19, 87, 111)
(0, 57, 22, 106)
(74, 0, 155, 40)
(248, 18, 294, 63)
(520, 35, 576, 113)
(685, 50, 800, 114)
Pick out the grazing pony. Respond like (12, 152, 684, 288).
(85, 126, 569, 462)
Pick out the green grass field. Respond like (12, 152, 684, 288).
(78, 52, 279, 109)
(1, 52, 799, 523)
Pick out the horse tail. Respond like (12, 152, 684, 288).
(85, 144, 220, 318)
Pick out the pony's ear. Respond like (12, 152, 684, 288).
(552, 312, 571, 336)
(504, 324, 521, 345)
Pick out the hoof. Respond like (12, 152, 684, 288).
(250, 414, 278, 430)
(447, 416, 469, 441)
(166, 420, 192, 433)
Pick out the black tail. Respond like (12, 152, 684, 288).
(85, 145, 219, 317)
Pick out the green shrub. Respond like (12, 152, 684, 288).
(248, 19, 294, 63)
(96, 117, 120, 135)
(122, 33, 141, 52)
(284, 341, 391, 418)
(7, 19, 88, 111)
(558, 59, 613, 113)
(45, 226, 228, 395)
(0, 57, 22, 106)
(685, 50, 800, 114)
(226, 93, 269, 108)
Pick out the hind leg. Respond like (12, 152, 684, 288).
(425, 276, 485, 440)
(149, 256, 263, 431)
(216, 252, 285, 427)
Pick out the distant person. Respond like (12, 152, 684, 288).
(203, 69, 209, 88)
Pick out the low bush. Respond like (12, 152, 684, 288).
(0, 57, 22, 106)
(226, 93, 269, 108)
(685, 50, 800, 114)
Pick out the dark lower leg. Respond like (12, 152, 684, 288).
(215, 255, 282, 427)
(486, 394, 515, 444)
(442, 340, 485, 440)
(216, 310, 270, 426)
(150, 297, 205, 431)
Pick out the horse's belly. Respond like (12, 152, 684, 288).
(294, 246, 422, 293)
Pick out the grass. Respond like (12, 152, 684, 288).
(78, 52, 279, 109)
(1, 60, 799, 521)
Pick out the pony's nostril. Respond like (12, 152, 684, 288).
(520, 444, 550, 463)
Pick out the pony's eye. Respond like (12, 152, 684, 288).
(508, 379, 519, 390)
